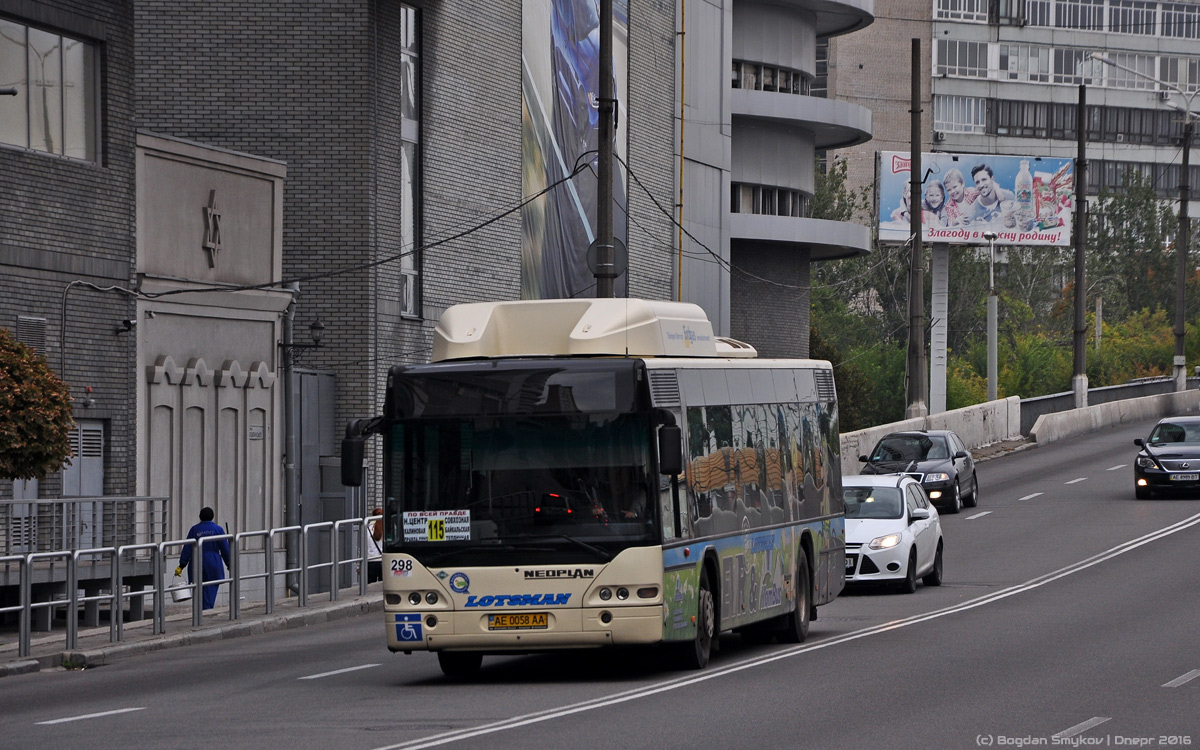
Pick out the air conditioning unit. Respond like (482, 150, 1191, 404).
(934, 131, 946, 142)
(1116, 133, 1125, 142)
(1159, 90, 1171, 101)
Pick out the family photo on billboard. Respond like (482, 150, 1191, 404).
(878, 151, 1075, 247)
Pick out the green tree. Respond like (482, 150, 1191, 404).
(1088, 170, 1180, 323)
(810, 326, 872, 432)
(0, 328, 74, 480)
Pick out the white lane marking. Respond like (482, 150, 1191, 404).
(1107, 464, 1126, 471)
(1052, 717, 1111, 738)
(1163, 669, 1200, 688)
(299, 663, 380, 680)
(966, 511, 992, 520)
(1065, 478, 1087, 484)
(370, 511, 1200, 750)
(37, 707, 146, 725)
(1017, 493, 1043, 502)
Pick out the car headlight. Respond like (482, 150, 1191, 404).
(868, 533, 902, 550)
(1136, 456, 1158, 469)
(924, 472, 950, 482)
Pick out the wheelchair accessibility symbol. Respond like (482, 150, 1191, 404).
(394, 613, 423, 642)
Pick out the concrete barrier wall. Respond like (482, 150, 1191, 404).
(840, 396, 1022, 477)
(839, 390, 1200, 479)
(1029, 390, 1200, 445)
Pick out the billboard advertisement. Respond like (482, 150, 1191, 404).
(521, 0, 630, 299)
(878, 151, 1075, 247)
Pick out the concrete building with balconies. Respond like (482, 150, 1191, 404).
(679, 0, 875, 358)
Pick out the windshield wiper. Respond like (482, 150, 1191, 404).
(511, 533, 612, 562)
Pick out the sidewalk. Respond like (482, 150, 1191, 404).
(0, 585, 384, 678)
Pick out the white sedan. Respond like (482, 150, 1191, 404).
(843, 474, 944, 593)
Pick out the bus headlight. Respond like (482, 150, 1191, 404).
(616, 587, 630, 600)
(408, 592, 422, 605)
(599, 588, 612, 601)
(425, 592, 439, 605)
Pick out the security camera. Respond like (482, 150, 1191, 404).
(114, 319, 137, 334)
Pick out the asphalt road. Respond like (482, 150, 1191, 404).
(4, 417, 1200, 749)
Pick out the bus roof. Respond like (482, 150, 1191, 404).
(431, 298, 758, 361)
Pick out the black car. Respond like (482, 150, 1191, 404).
(858, 430, 979, 514)
(1133, 416, 1200, 499)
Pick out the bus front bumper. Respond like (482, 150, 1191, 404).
(386, 605, 664, 652)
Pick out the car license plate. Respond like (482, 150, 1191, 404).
(487, 612, 548, 630)
(1172, 473, 1199, 481)
(845, 555, 857, 572)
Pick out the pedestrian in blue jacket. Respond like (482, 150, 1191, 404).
(175, 507, 231, 610)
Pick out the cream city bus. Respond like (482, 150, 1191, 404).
(342, 298, 845, 677)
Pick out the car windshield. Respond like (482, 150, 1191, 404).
(844, 486, 904, 519)
(1148, 422, 1200, 445)
(871, 435, 948, 462)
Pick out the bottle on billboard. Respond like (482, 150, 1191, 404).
(1014, 159, 1034, 231)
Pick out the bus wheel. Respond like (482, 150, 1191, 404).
(437, 651, 482, 679)
(778, 552, 810, 644)
(680, 568, 715, 669)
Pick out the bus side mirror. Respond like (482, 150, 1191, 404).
(658, 424, 682, 476)
(342, 436, 366, 487)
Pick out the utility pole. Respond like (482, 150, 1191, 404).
(1073, 84, 1088, 408)
(905, 38, 927, 418)
(595, 0, 616, 299)
(1177, 116, 1192, 390)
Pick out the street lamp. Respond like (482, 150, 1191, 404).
(983, 230, 999, 401)
(1091, 53, 1198, 392)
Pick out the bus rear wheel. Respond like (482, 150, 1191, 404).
(778, 552, 810, 644)
(679, 567, 714, 670)
(437, 651, 482, 679)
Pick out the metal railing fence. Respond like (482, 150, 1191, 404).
(0, 496, 168, 556)
(1, 515, 379, 659)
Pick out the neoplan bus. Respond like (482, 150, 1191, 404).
(342, 298, 845, 677)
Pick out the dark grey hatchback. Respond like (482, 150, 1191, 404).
(1133, 416, 1200, 499)
(858, 430, 979, 514)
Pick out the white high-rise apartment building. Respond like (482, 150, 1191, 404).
(829, 0, 1199, 201)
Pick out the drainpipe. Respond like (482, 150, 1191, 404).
(281, 282, 300, 594)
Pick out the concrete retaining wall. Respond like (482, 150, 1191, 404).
(839, 396, 1022, 477)
(1029, 390, 1200, 445)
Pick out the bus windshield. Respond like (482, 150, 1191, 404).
(382, 365, 657, 566)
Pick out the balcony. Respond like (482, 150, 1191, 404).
(730, 214, 873, 261)
(731, 90, 873, 150)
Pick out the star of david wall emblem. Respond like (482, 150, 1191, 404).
(203, 189, 223, 268)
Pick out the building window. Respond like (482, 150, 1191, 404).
(399, 5, 420, 318)
(1056, 0, 1105, 30)
(812, 41, 828, 98)
(1160, 56, 1200, 93)
(1102, 52, 1157, 89)
(0, 19, 97, 160)
(731, 182, 807, 217)
(1162, 3, 1200, 39)
(935, 39, 988, 78)
(999, 44, 1051, 82)
(993, 99, 1050, 137)
(936, 0, 988, 22)
(934, 95, 987, 134)
(1108, 0, 1157, 34)
(732, 60, 808, 95)
(1025, 0, 1053, 25)
(1052, 48, 1100, 85)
